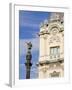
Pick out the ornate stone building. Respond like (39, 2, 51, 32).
(37, 13, 64, 78)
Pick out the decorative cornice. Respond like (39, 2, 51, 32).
(37, 59, 64, 67)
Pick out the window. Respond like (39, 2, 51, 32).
(50, 46, 60, 59)
(50, 71, 60, 77)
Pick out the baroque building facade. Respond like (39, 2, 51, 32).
(37, 13, 64, 78)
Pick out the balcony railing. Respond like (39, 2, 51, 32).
(39, 53, 64, 62)
(50, 54, 60, 59)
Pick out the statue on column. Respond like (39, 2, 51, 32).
(25, 42, 32, 79)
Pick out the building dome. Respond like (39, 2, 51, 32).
(50, 12, 64, 22)
(40, 12, 64, 28)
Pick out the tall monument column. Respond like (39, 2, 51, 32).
(25, 42, 32, 79)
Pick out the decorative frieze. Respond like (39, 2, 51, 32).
(49, 35, 60, 44)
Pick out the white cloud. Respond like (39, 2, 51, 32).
(20, 21, 39, 28)
(20, 38, 39, 56)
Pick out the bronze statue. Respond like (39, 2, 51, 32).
(26, 42, 32, 50)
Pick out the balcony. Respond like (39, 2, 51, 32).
(39, 53, 64, 63)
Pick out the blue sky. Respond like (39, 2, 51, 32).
(19, 10, 51, 79)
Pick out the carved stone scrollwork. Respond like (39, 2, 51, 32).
(49, 35, 60, 44)
(51, 27, 58, 35)
(56, 36, 60, 42)
(42, 67, 48, 73)
(39, 67, 48, 73)
(48, 23, 60, 33)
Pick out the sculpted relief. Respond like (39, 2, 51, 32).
(49, 35, 60, 44)
(49, 28, 61, 44)
(48, 24, 61, 44)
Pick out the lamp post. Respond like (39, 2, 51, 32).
(25, 42, 32, 79)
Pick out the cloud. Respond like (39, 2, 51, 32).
(19, 11, 40, 29)
(19, 11, 51, 29)
(20, 37, 39, 56)
(20, 20, 39, 29)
